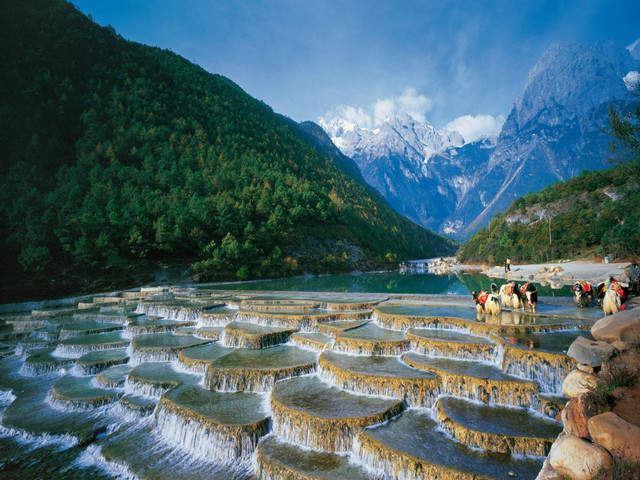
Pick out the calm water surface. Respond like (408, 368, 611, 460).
(207, 272, 573, 297)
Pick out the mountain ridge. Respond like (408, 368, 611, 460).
(321, 39, 640, 240)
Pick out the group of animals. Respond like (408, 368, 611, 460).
(471, 281, 538, 316)
(472, 278, 630, 316)
(571, 278, 629, 315)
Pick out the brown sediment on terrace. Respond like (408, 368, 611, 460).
(127, 362, 193, 396)
(256, 434, 373, 480)
(223, 321, 297, 348)
(403, 352, 539, 407)
(318, 350, 439, 407)
(50, 375, 119, 409)
(373, 308, 586, 335)
(317, 320, 370, 337)
(195, 326, 224, 339)
(76, 349, 129, 375)
(205, 345, 317, 392)
(270, 375, 404, 452)
(407, 327, 496, 361)
(435, 396, 562, 456)
(22, 347, 76, 376)
(155, 384, 270, 460)
(177, 342, 234, 373)
(239, 299, 321, 312)
(332, 323, 410, 356)
(96, 364, 133, 388)
(355, 409, 544, 480)
(59, 321, 125, 339)
(238, 309, 371, 331)
(290, 332, 334, 351)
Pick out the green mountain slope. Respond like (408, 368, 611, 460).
(458, 160, 640, 265)
(0, 0, 454, 301)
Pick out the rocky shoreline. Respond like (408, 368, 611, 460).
(536, 296, 640, 480)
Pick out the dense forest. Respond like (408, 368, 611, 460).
(458, 103, 640, 265)
(0, 0, 454, 301)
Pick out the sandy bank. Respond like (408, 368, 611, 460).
(480, 260, 631, 287)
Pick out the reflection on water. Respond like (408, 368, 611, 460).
(208, 272, 573, 296)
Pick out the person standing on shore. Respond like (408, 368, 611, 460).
(504, 258, 511, 273)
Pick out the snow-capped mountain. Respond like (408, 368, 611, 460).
(318, 113, 465, 228)
(321, 39, 640, 239)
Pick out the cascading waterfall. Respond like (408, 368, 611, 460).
(153, 402, 269, 462)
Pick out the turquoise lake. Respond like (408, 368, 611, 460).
(206, 271, 574, 297)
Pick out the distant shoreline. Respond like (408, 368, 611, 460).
(475, 260, 631, 287)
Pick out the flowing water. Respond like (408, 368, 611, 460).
(0, 272, 599, 479)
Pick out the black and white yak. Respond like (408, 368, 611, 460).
(602, 278, 630, 315)
(472, 290, 501, 315)
(515, 282, 538, 314)
(572, 281, 596, 308)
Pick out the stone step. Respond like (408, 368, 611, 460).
(21, 347, 75, 376)
(75, 348, 130, 375)
(199, 306, 239, 326)
(222, 321, 297, 349)
(56, 331, 130, 357)
(270, 374, 404, 453)
(194, 326, 224, 339)
(290, 331, 334, 351)
(177, 342, 234, 373)
(256, 434, 375, 480)
(118, 393, 157, 420)
(125, 362, 198, 398)
(436, 396, 562, 456)
(99, 421, 256, 479)
(50, 375, 119, 410)
(333, 323, 409, 355)
(238, 309, 371, 331)
(374, 304, 594, 335)
(1, 371, 111, 445)
(355, 409, 544, 480)
(204, 344, 317, 393)
(96, 364, 133, 388)
(318, 350, 438, 407)
(131, 332, 211, 363)
(407, 327, 495, 361)
(494, 331, 581, 394)
(58, 321, 125, 340)
(317, 320, 370, 336)
(155, 384, 270, 462)
(126, 317, 195, 336)
(403, 352, 539, 407)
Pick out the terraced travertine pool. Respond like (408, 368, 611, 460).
(0, 285, 600, 479)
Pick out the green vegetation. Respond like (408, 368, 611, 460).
(458, 101, 640, 265)
(0, 0, 454, 301)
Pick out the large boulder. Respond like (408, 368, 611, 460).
(562, 369, 598, 398)
(548, 433, 614, 480)
(588, 411, 640, 463)
(591, 309, 640, 343)
(612, 382, 640, 428)
(561, 395, 599, 439)
(567, 336, 615, 367)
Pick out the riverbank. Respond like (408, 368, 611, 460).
(478, 260, 632, 288)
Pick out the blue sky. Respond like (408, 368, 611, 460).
(72, 0, 639, 141)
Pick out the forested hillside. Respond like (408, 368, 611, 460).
(0, 0, 454, 301)
(458, 103, 640, 265)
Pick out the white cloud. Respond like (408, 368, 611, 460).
(444, 114, 505, 143)
(324, 87, 434, 129)
(337, 105, 372, 129)
(396, 87, 432, 123)
(373, 98, 396, 126)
